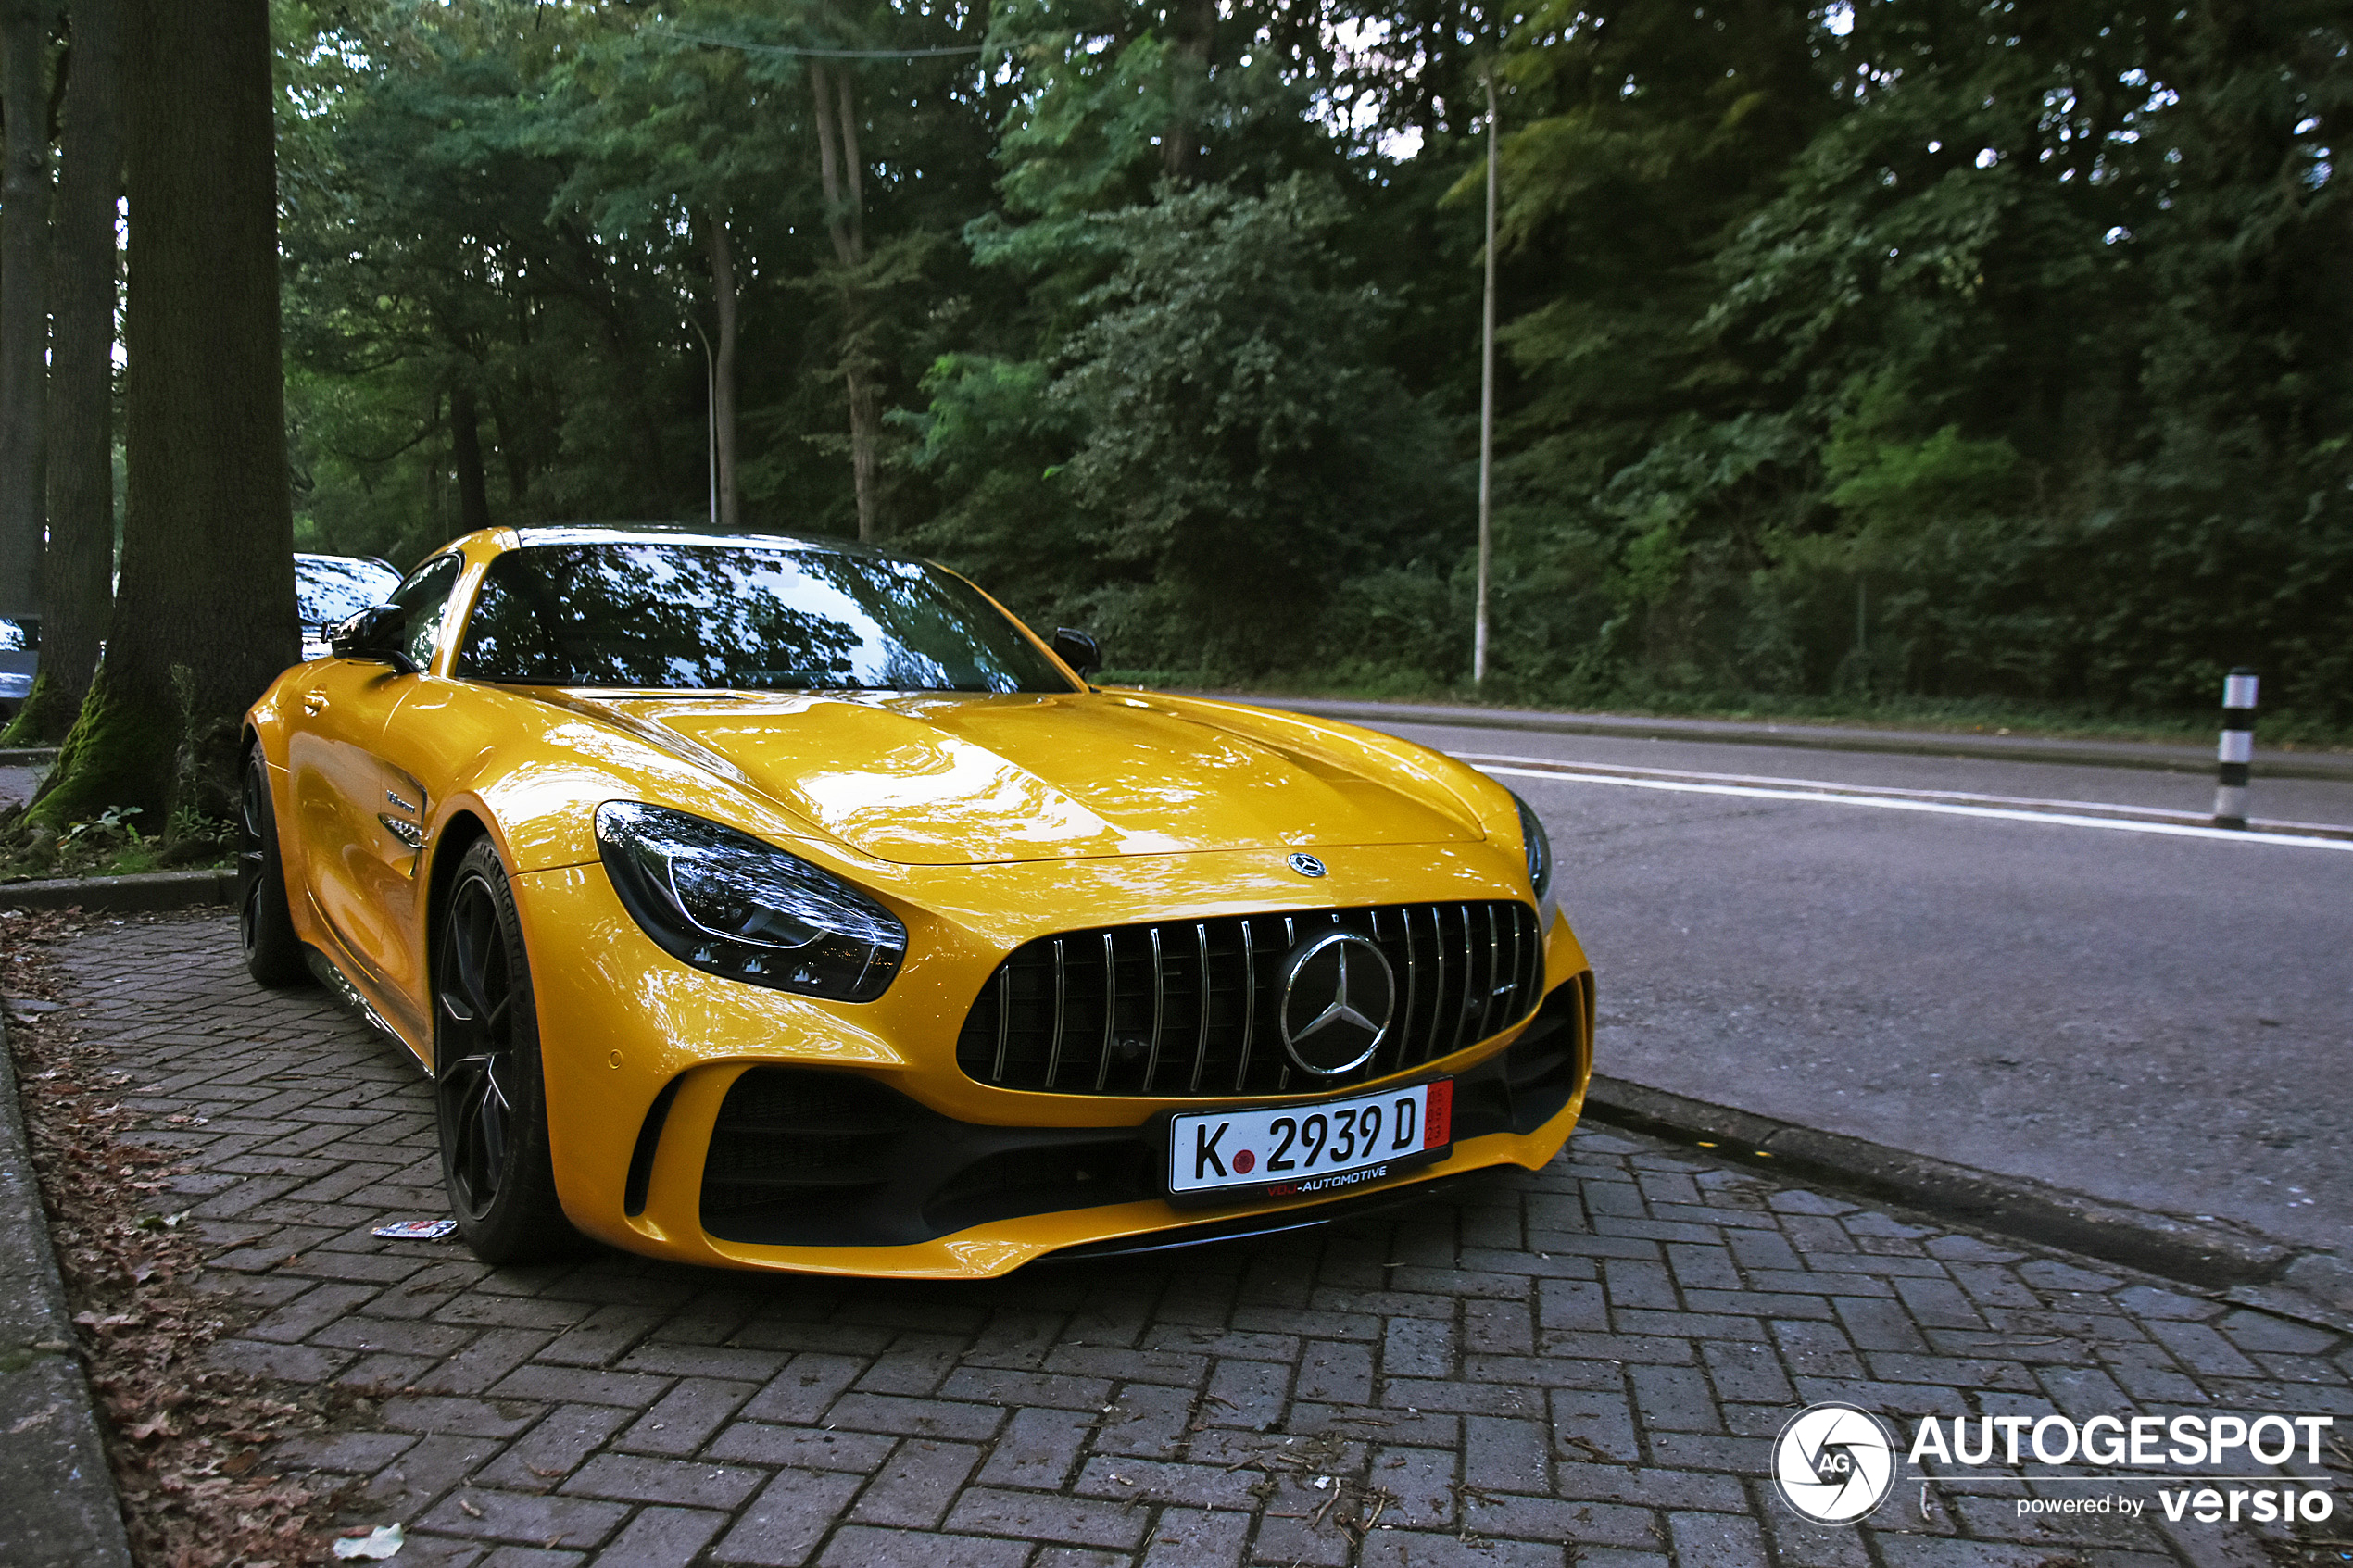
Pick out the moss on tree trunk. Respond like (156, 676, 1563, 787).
(3, 671, 82, 747)
(26, 661, 177, 828)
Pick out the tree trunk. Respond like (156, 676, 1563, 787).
(450, 382, 490, 536)
(811, 62, 881, 542)
(33, 0, 294, 831)
(1161, 0, 1216, 180)
(490, 391, 530, 509)
(10, 0, 122, 742)
(702, 208, 739, 530)
(0, 0, 58, 622)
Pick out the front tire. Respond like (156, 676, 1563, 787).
(238, 751, 311, 988)
(434, 838, 577, 1262)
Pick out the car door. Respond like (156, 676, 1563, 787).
(285, 553, 466, 1036)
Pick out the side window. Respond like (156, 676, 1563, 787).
(386, 555, 466, 671)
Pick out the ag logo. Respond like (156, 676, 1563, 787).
(1772, 1402, 1897, 1524)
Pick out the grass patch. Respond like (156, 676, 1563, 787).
(0, 800, 232, 884)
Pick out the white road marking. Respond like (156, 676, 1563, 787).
(1454, 750, 2351, 834)
(1475, 763, 2353, 852)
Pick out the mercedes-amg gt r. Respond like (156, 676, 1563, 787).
(240, 524, 1595, 1278)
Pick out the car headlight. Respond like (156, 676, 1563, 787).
(594, 802, 906, 1001)
(1512, 790, 1556, 924)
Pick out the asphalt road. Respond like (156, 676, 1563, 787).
(1322, 715, 2353, 1260)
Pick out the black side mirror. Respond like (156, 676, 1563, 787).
(1051, 627, 1101, 684)
(330, 604, 419, 675)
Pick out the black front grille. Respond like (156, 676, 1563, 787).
(956, 901, 1545, 1098)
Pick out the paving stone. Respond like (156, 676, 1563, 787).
(941, 1486, 1150, 1549)
(974, 1407, 1093, 1488)
(704, 1423, 897, 1474)
(414, 1488, 628, 1549)
(596, 1506, 729, 1568)
(824, 1392, 1008, 1442)
(617, 1376, 758, 1456)
(27, 914, 2344, 1568)
(1091, 1381, 1193, 1458)
(472, 1402, 635, 1490)
(816, 1526, 1033, 1568)
(383, 1394, 546, 1440)
(711, 1468, 862, 1567)
(561, 1451, 765, 1510)
(847, 1438, 984, 1527)
(1139, 1504, 1250, 1567)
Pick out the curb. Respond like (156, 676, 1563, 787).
(1221, 695, 2353, 783)
(0, 1010, 137, 1568)
(0, 868, 235, 913)
(0, 747, 57, 768)
(1579, 1075, 2350, 1330)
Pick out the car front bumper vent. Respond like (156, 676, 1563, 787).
(955, 900, 1545, 1098)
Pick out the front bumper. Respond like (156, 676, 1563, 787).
(510, 846, 1594, 1279)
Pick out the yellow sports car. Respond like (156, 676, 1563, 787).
(240, 524, 1594, 1278)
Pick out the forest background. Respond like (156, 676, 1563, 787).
(23, 0, 2353, 754)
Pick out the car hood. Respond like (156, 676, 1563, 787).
(549, 690, 1479, 866)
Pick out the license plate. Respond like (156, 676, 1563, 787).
(1166, 1080, 1453, 1207)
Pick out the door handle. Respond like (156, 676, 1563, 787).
(302, 693, 328, 716)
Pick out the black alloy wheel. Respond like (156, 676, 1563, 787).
(238, 750, 311, 988)
(434, 837, 575, 1261)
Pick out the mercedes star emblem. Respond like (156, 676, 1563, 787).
(1277, 930, 1397, 1075)
(1287, 852, 1327, 877)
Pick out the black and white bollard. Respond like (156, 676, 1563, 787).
(2212, 667, 2258, 829)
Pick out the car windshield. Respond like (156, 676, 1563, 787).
(454, 541, 1076, 695)
(296, 556, 402, 628)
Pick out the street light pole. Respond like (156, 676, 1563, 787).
(686, 316, 718, 529)
(1474, 68, 1500, 691)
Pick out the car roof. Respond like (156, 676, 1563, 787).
(504, 522, 920, 566)
(295, 552, 400, 574)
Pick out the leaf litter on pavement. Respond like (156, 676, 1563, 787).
(3, 908, 371, 1566)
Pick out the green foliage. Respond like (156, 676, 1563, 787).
(916, 175, 1461, 676)
(273, 0, 2353, 731)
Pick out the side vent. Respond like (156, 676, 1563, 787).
(623, 1078, 683, 1217)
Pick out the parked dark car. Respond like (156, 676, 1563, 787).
(0, 616, 32, 722)
(296, 554, 402, 662)
(0, 556, 399, 724)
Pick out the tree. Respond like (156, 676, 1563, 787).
(6, 0, 123, 743)
(0, 0, 58, 624)
(32, 0, 295, 826)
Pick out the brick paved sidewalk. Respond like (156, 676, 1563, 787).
(40, 916, 2353, 1567)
